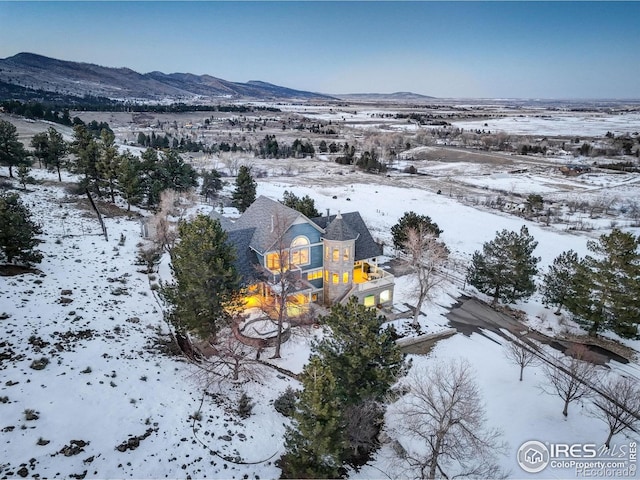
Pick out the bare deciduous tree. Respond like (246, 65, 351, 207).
(504, 337, 540, 381)
(389, 359, 507, 480)
(344, 399, 384, 459)
(149, 189, 197, 253)
(192, 327, 264, 385)
(257, 210, 300, 359)
(590, 375, 640, 448)
(541, 345, 600, 417)
(402, 227, 449, 327)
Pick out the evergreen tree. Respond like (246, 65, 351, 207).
(17, 163, 32, 189)
(0, 192, 43, 266)
(540, 250, 580, 314)
(232, 165, 256, 213)
(200, 169, 223, 202)
(70, 124, 101, 195)
(280, 298, 405, 474)
(566, 229, 640, 338)
(280, 190, 320, 218)
(30, 132, 49, 169)
(139, 148, 163, 207)
(45, 127, 67, 182)
(280, 358, 345, 479)
(466, 226, 540, 304)
(0, 119, 29, 178)
(161, 215, 241, 339)
(159, 149, 198, 192)
(391, 211, 443, 251)
(96, 129, 121, 203)
(139, 149, 198, 208)
(116, 152, 143, 211)
(315, 298, 405, 406)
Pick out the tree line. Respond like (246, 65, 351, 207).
(466, 225, 640, 339)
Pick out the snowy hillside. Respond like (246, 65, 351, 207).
(0, 169, 293, 479)
(1, 160, 639, 479)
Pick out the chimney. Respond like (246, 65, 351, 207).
(326, 208, 330, 218)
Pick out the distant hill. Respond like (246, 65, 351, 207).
(0, 52, 334, 102)
(336, 91, 436, 102)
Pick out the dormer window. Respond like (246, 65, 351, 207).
(290, 236, 310, 266)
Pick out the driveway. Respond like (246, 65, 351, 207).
(446, 296, 632, 365)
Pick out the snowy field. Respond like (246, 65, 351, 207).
(1, 108, 640, 478)
(452, 113, 640, 137)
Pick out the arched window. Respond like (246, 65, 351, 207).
(290, 236, 310, 266)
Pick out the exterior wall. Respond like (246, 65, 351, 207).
(282, 222, 322, 246)
(307, 244, 323, 271)
(261, 222, 323, 272)
(349, 284, 394, 308)
(323, 238, 356, 305)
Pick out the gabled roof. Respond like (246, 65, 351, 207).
(312, 212, 383, 261)
(323, 212, 359, 241)
(209, 209, 235, 231)
(229, 196, 323, 254)
(225, 227, 258, 283)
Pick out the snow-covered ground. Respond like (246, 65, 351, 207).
(0, 169, 292, 479)
(452, 113, 640, 137)
(2, 114, 639, 478)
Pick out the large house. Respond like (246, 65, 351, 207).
(211, 196, 394, 315)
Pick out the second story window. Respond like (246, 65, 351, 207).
(290, 236, 310, 266)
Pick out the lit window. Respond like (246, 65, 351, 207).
(380, 289, 391, 303)
(332, 273, 339, 284)
(290, 236, 310, 266)
(266, 253, 281, 271)
(343, 272, 349, 283)
(332, 248, 339, 261)
(364, 295, 375, 307)
(343, 247, 350, 260)
(307, 270, 322, 281)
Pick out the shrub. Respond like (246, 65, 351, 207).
(24, 409, 39, 421)
(273, 386, 298, 417)
(237, 392, 254, 419)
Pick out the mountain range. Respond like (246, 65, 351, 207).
(0, 52, 335, 102)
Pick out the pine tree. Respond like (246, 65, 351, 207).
(0, 120, 29, 178)
(315, 298, 405, 406)
(159, 149, 198, 192)
(96, 129, 121, 203)
(280, 190, 320, 218)
(280, 299, 405, 475)
(200, 169, 223, 202)
(17, 163, 31, 190)
(466, 225, 540, 304)
(0, 192, 43, 266)
(566, 229, 640, 338)
(30, 132, 49, 169)
(232, 165, 256, 213)
(45, 127, 67, 182)
(116, 152, 143, 211)
(391, 211, 442, 251)
(70, 124, 101, 195)
(540, 250, 580, 314)
(161, 215, 240, 339)
(280, 357, 345, 479)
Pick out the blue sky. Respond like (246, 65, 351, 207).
(1, 1, 639, 99)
